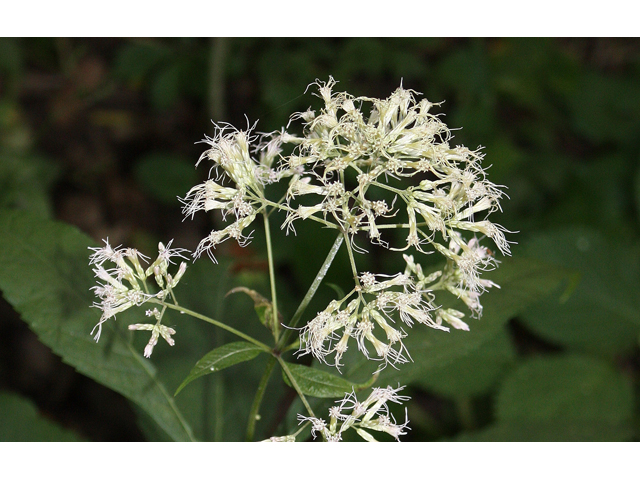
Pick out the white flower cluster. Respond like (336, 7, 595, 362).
(298, 385, 410, 442)
(89, 239, 188, 355)
(299, 272, 450, 370)
(278, 77, 510, 256)
(180, 78, 512, 369)
(181, 124, 285, 261)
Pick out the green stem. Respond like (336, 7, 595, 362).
(263, 210, 280, 342)
(277, 233, 344, 350)
(342, 231, 362, 287)
(277, 357, 315, 417)
(212, 263, 231, 441)
(154, 301, 271, 352)
(246, 356, 277, 441)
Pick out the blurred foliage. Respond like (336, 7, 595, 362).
(0, 391, 83, 441)
(1, 38, 640, 442)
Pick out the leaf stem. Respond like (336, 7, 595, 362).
(246, 355, 277, 441)
(154, 300, 271, 352)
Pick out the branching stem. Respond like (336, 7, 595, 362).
(154, 301, 271, 352)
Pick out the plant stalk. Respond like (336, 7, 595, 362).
(155, 301, 271, 352)
(263, 210, 280, 342)
(277, 232, 344, 350)
(277, 357, 315, 418)
(246, 355, 277, 441)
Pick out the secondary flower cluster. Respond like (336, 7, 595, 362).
(297, 385, 410, 442)
(181, 124, 288, 261)
(299, 272, 448, 369)
(89, 239, 188, 356)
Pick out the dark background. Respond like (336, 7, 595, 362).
(1, 38, 640, 441)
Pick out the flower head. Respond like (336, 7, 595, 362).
(128, 322, 177, 358)
(298, 385, 410, 442)
(88, 240, 189, 344)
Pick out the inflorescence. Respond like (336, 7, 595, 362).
(91, 77, 512, 371)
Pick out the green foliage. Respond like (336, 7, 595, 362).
(0, 391, 83, 441)
(570, 70, 640, 145)
(226, 287, 277, 334)
(457, 354, 634, 441)
(113, 40, 206, 112)
(0, 209, 195, 442)
(0, 151, 59, 217)
(175, 342, 265, 396)
(282, 362, 363, 399)
(519, 227, 640, 356)
(413, 329, 516, 399)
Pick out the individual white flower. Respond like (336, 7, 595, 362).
(196, 122, 262, 191)
(128, 323, 177, 358)
(436, 308, 469, 331)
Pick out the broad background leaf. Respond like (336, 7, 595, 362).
(413, 329, 516, 398)
(283, 362, 363, 399)
(519, 227, 640, 356)
(456, 354, 634, 441)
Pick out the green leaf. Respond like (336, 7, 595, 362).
(0, 391, 83, 441)
(368, 257, 567, 385)
(0, 209, 195, 441)
(497, 354, 633, 424)
(0, 151, 59, 218)
(282, 362, 362, 398)
(519, 227, 640, 356)
(455, 419, 633, 442)
(413, 329, 516, 398)
(175, 341, 265, 396)
(455, 354, 634, 441)
(473, 354, 633, 441)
